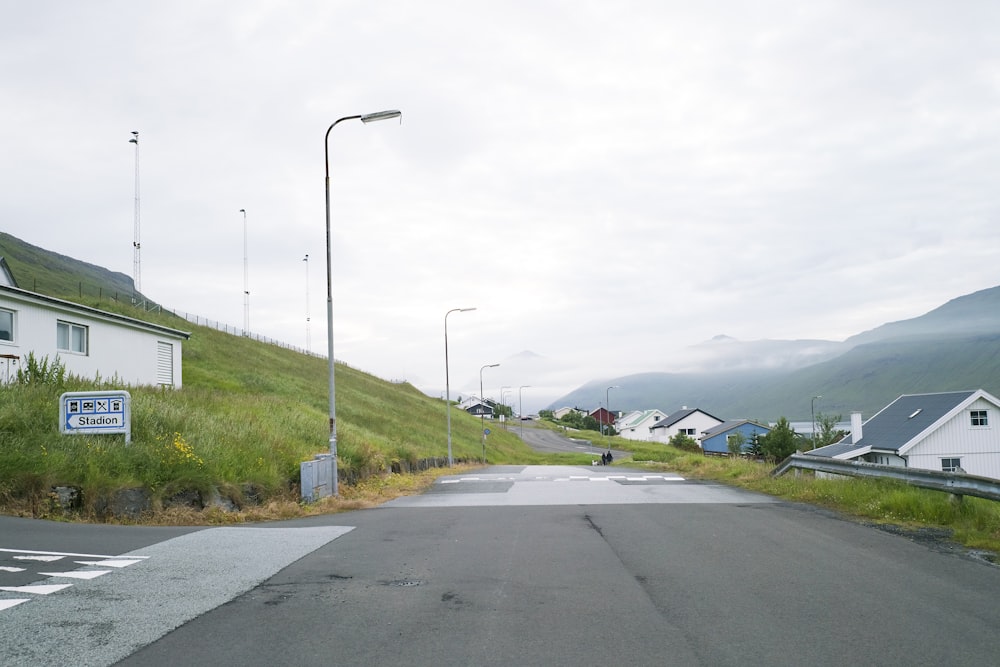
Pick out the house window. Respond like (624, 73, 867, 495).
(941, 457, 962, 472)
(0, 308, 13, 342)
(57, 321, 88, 354)
(970, 410, 988, 427)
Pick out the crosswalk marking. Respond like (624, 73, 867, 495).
(0, 583, 74, 595)
(74, 559, 144, 568)
(1, 548, 151, 615)
(0, 599, 29, 611)
(39, 570, 112, 580)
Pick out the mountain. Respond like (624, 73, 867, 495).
(551, 286, 1000, 422)
(0, 232, 143, 304)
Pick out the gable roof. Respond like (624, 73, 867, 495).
(808, 390, 998, 459)
(616, 409, 664, 428)
(0, 258, 17, 287)
(650, 407, 723, 430)
(702, 419, 770, 438)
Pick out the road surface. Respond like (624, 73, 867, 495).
(2, 465, 999, 666)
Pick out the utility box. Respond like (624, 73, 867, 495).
(301, 454, 334, 502)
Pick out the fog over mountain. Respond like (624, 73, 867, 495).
(550, 286, 1000, 423)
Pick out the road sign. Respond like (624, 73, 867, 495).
(59, 391, 132, 443)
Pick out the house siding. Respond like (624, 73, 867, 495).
(1, 288, 187, 388)
(906, 397, 1000, 478)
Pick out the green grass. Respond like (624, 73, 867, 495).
(0, 299, 541, 518)
(623, 440, 1000, 556)
(1, 279, 999, 559)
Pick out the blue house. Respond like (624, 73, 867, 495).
(701, 420, 771, 455)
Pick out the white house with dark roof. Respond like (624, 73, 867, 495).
(807, 390, 1000, 480)
(0, 273, 190, 388)
(649, 407, 724, 445)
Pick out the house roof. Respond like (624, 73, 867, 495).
(0, 258, 17, 288)
(807, 390, 997, 459)
(616, 409, 664, 428)
(702, 419, 770, 438)
(0, 283, 190, 339)
(650, 407, 723, 430)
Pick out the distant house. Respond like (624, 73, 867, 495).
(460, 397, 495, 418)
(807, 390, 1000, 480)
(615, 409, 668, 441)
(552, 407, 581, 420)
(590, 407, 616, 431)
(649, 407, 724, 445)
(701, 419, 771, 455)
(0, 279, 190, 388)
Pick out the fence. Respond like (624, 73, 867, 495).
(772, 453, 1000, 502)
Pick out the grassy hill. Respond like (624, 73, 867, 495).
(0, 234, 572, 519)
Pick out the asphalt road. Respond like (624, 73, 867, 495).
(515, 421, 631, 460)
(4, 464, 999, 666)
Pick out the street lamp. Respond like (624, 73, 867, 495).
(445, 307, 476, 466)
(480, 363, 500, 463)
(500, 386, 511, 429)
(240, 209, 249, 336)
(606, 385, 619, 449)
(324, 109, 401, 496)
(519, 385, 531, 438)
(811, 395, 822, 449)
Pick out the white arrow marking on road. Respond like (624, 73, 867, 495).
(74, 559, 144, 568)
(39, 570, 112, 580)
(0, 599, 30, 611)
(0, 584, 73, 595)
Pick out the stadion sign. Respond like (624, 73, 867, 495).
(59, 390, 132, 443)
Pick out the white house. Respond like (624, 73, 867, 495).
(615, 409, 668, 441)
(0, 279, 190, 388)
(649, 407, 724, 445)
(807, 389, 1000, 480)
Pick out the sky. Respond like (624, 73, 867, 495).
(3, 1, 999, 413)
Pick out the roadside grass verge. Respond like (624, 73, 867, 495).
(622, 440, 1000, 557)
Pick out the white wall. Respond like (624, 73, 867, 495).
(1, 289, 186, 388)
(906, 397, 1000, 479)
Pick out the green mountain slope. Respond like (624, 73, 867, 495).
(555, 289, 1000, 422)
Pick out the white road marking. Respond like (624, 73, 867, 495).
(39, 570, 112, 580)
(0, 547, 125, 559)
(0, 566, 26, 572)
(0, 599, 30, 611)
(0, 583, 73, 595)
(74, 559, 144, 568)
(13, 555, 64, 562)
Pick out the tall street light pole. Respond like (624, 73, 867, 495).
(519, 385, 531, 439)
(240, 209, 249, 336)
(325, 109, 401, 496)
(445, 307, 476, 466)
(606, 385, 619, 449)
(480, 363, 499, 463)
(500, 386, 511, 429)
(811, 395, 822, 449)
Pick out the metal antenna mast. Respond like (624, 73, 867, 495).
(129, 131, 141, 301)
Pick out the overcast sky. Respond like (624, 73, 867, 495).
(3, 1, 999, 412)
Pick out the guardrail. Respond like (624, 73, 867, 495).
(771, 453, 1000, 502)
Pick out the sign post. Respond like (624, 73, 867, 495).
(60, 390, 132, 443)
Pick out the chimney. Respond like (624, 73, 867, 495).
(850, 411, 863, 443)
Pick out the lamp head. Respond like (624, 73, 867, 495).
(360, 110, 402, 124)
